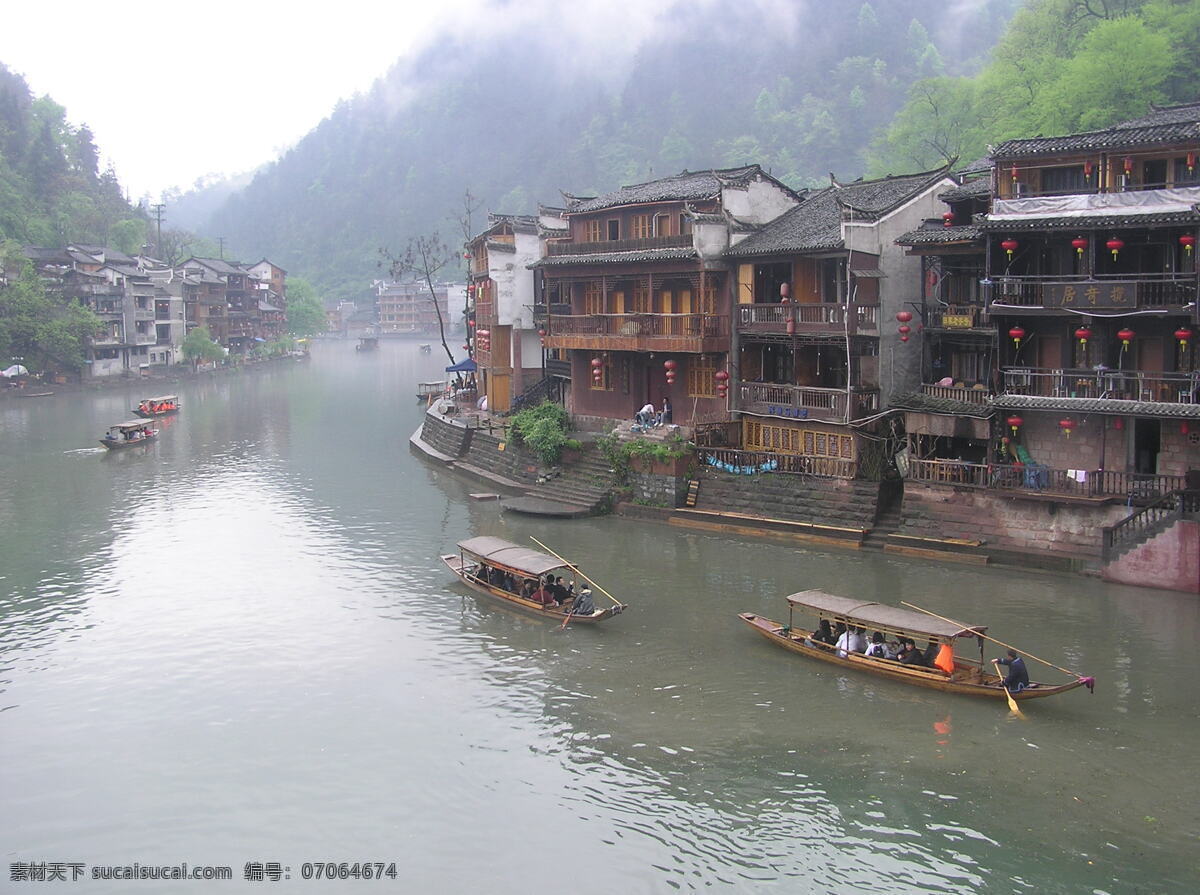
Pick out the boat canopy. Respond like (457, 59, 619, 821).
(110, 420, 151, 431)
(785, 590, 986, 639)
(142, 395, 177, 403)
(457, 536, 565, 577)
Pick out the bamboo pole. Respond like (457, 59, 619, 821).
(529, 536, 624, 608)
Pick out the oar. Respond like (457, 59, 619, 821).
(900, 601, 1088, 681)
(530, 536, 624, 608)
(992, 658, 1026, 719)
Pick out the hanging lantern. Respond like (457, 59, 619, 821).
(1180, 234, 1196, 256)
(896, 311, 913, 323)
(663, 359, 678, 372)
(462, 344, 470, 351)
(900, 335, 909, 342)
(1059, 418, 1075, 438)
(1188, 152, 1197, 174)
(1183, 422, 1191, 436)
(463, 252, 472, 259)
(1072, 237, 1088, 257)
(1175, 328, 1193, 348)
(942, 211, 955, 227)
(467, 283, 476, 295)
(1123, 157, 1133, 175)
(1113, 417, 1124, 431)
(1083, 160, 1094, 180)
(898, 325, 911, 335)
(1006, 415, 1023, 435)
(1008, 326, 1026, 348)
(1106, 237, 1125, 260)
(779, 282, 790, 300)
(1010, 164, 1018, 183)
(1117, 327, 1135, 350)
(538, 327, 547, 346)
(1001, 238, 1019, 260)
(714, 370, 730, 383)
(1074, 326, 1093, 346)
(591, 357, 603, 369)
(468, 318, 476, 328)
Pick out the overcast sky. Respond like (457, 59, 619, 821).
(1, 0, 485, 200)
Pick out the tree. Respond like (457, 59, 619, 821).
(286, 277, 326, 336)
(382, 234, 456, 366)
(181, 325, 225, 368)
(111, 219, 147, 255)
(0, 245, 100, 373)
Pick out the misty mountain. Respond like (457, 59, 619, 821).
(205, 0, 1019, 303)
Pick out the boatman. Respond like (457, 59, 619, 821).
(993, 650, 1029, 692)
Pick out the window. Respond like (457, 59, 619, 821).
(607, 220, 620, 241)
(631, 281, 651, 313)
(746, 423, 855, 460)
(701, 282, 717, 315)
(688, 356, 716, 397)
(1174, 157, 1200, 185)
(1040, 165, 1086, 195)
(679, 214, 692, 235)
(654, 213, 671, 236)
(584, 282, 604, 315)
(584, 220, 602, 242)
(631, 214, 652, 239)
(589, 353, 612, 390)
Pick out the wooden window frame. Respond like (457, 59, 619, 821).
(606, 219, 620, 241)
(584, 282, 604, 315)
(631, 214, 652, 240)
(688, 356, 716, 397)
(584, 220, 602, 243)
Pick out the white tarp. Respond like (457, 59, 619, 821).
(990, 186, 1200, 221)
(2, 364, 29, 378)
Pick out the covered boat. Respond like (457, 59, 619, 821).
(100, 420, 158, 449)
(442, 536, 627, 624)
(739, 590, 1092, 701)
(356, 336, 379, 352)
(133, 395, 181, 417)
(417, 381, 447, 403)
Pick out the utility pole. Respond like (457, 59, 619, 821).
(151, 203, 165, 258)
(217, 237, 225, 260)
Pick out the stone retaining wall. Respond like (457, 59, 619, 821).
(465, 428, 542, 485)
(692, 467, 880, 530)
(420, 412, 471, 459)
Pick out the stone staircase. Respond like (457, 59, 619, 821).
(517, 445, 618, 514)
(861, 479, 904, 550)
(1102, 489, 1200, 562)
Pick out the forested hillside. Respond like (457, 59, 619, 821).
(872, 0, 1200, 172)
(0, 64, 146, 251)
(208, 0, 1019, 303)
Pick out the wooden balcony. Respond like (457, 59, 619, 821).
(987, 275, 1194, 310)
(907, 457, 1185, 500)
(1002, 368, 1198, 404)
(921, 383, 993, 405)
(737, 381, 880, 423)
(543, 313, 727, 353)
(738, 302, 878, 336)
(546, 234, 692, 256)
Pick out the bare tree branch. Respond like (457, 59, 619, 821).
(380, 234, 457, 366)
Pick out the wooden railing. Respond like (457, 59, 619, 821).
(920, 383, 992, 405)
(737, 303, 878, 333)
(546, 234, 693, 256)
(548, 313, 727, 339)
(697, 447, 856, 479)
(907, 458, 1184, 499)
(1102, 490, 1200, 561)
(988, 275, 1194, 308)
(738, 382, 880, 421)
(1002, 368, 1198, 403)
(693, 420, 741, 448)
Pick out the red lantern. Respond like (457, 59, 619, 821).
(462, 344, 470, 351)
(1010, 164, 1018, 183)
(1113, 417, 1124, 431)
(467, 283, 476, 295)
(590, 357, 603, 368)
(1008, 326, 1026, 348)
(1123, 157, 1133, 175)
(663, 359, 677, 372)
(900, 335, 909, 342)
(463, 252, 472, 259)
(1183, 422, 1191, 436)
(898, 325, 911, 335)
(1083, 160, 1094, 179)
(1117, 328, 1135, 349)
(1072, 237, 1088, 257)
(1059, 418, 1075, 438)
(786, 316, 796, 334)
(1106, 237, 1125, 260)
(714, 370, 730, 383)
(1006, 415, 1023, 435)
(1180, 234, 1196, 256)
(1175, 328, 1193, 348)
(1188, 152, 1197, 174)
(896, 311, 913, 323)
(942, 211, 955, 227)
(1001, 238, 1019, 260)
(779, 282, 790, 300)
(468, 318, 476, 328)
(1074, 326, 1093, 346)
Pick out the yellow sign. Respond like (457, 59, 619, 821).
(942, 314, 973, 328)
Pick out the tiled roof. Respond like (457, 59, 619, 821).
(565, 165, 794, 214)
(959, 156, 993, 175)
(979, 208, 1200, 231)
(187, 257, 244, 276)
(22, 246, 71, 264)
(727, 168, 950, 257)
(993, 102, 1200, 159)
(486, 240, 516, 253)
(896, 223, 983, 246)
(533, 247, 698, 267)
(939, 178, 991, 203)
(992, 393, 1200, 419)
(889, 391, 994, 418)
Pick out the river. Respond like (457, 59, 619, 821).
(1, 340, 1197, 893)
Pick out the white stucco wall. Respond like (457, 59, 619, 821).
(490, 232, 538, 329)
(722, 178, 799, 225)
(693, 221, 730, 260)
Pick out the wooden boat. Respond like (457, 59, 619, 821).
(417, 380, 447, 403)
(442, 536, 627, 624)
(133, 395, 181, 417)
(356, 336, 379, 352)
(419, 343, 432, 353)
(739, 590, 1092, 702)
(100, 420, 158, 449)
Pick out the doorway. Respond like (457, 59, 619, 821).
(1133, 418, 1160, 475)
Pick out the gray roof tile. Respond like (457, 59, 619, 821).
(566, 165, 794, 214)
(889, 391, 994, 418)
(993, 102, 1200, 159)
(896, 223, 983, 246)
(533, 247, 698, 267)
(980, 208, 1200, 231)
(992, 393, 1200, 418)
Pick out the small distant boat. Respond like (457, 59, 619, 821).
(133, 395, 181, 417)
(18, 391, 54, 398)
(739, 590, 1092, 702)
(356, 336, 379, 352)
(442, 536, 627, 624)
(100, 420, 158, 450)
(417, 380, 447, 403)
(419, 343, 432, 353)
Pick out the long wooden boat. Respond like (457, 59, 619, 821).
(133, 395, 181, 417)
(417, 380, 446, 403)
(100, 420, 158, 449)
(739, 590, 1091, 701)
(442, 536, 627, 624)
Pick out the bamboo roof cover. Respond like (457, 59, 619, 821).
(457, 537, 566, 577)
(785, 590, 986, 639)
(143, 395, 178, 402)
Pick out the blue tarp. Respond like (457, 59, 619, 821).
(445, 357, 477, 373)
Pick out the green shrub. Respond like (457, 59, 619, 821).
(510, 401, 571, 466)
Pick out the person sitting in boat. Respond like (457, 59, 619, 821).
(531, 582, 558, 606)
(807, 619, 836, 648)
(993, 650, 1029, 692)
(570, 588, 596, 616)
(835, 625, 866, 658)
(864, 631, 890, 659)
(897, 639, 925, 666)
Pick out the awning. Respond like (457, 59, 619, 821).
(445, 357, 477, 373)
(785, 590, 986, 639)
(457, 536, 566, 577)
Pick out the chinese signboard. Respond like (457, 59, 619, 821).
(1044, 282, 1135, 309)
(941, 314, 974, 328)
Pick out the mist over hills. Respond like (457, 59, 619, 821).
(202, 0, 1018, 303)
